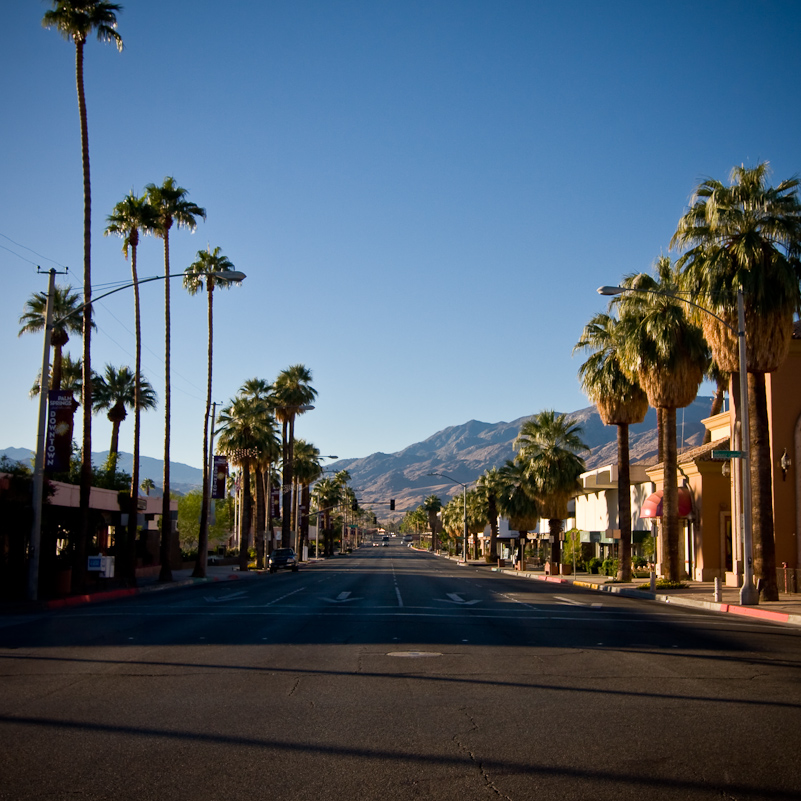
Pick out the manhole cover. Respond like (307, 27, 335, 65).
(386, 651, 442, 658)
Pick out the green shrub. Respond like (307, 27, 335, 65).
(602, 557, 619, 577)
(586, 556, 602, 574)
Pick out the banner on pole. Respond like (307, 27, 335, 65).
(211, 455, 228, 499)
(45, 390, 74, 472)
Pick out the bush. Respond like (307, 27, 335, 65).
(602, 557, 619, 577)
(632, 555, 648, 568)
(586, 556, 602, 574)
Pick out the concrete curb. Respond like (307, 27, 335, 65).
(44, 571, 251, 610)
(459, 555, 801, 628)
(511, 568, 801, 627)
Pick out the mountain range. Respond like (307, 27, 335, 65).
(325, 396, 715, 513)
(2, 394, 716, 509)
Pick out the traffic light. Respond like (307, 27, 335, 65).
(390, 499, 395, 511)
(351, 500, 358, 511)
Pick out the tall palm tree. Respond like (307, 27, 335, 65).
(293, 440, 323, 557)
(105, 190, 159, 566)
(672, 163, 801, 600)
(92, 364, 157, 476)
(238, 379, 278, 562)
(273, 365, 317, 545)
(574, 312, 649, 581)
(476, 468, 506, 561)
(613, 257, 709, 581)
(145, 177, 206, 581)
(141, 477, 155, 496)
(183, 246, 240, 577)
(216, 396, 277, 571)
(19, 286, 85, 391)
(498, 460, 541, 567)
(313, 477, 342, 557)
(421, 495, 443, 551)
(42, 1, 123, 590)
(30, 352, 83, 399)
(514, 410, 588, 574)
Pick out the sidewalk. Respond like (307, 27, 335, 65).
(437, 552, 801, 628)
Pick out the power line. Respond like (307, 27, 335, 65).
(0, 233, 69, 269)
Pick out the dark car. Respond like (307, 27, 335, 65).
(269, 547, 298, 573)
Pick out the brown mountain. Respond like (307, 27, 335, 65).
(330, 396, 715, 514)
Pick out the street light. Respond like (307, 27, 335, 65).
(427, 472, 472, 564)
(27, 269, 246, 601)
(597, 284, 757, 605)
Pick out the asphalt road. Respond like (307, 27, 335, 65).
(2, 540, 801, 801)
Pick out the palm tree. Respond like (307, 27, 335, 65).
(42, 1, 123, 590)
(293, 440, 323, 557)
(92, 364, 157, 476)
(145, 177, 206, 581)
(421, 495, 443, 551)
(238, 379, 278, 562)
(273, 365, 318, 545)
(105, 190, 159, 565)
(141, 477, 155, 496)
(183, 246, 240, 577)
(31, 352, 83, 400)
(476, 468, 506, 562)
(613, 257, 709, 581)
(313, 477, 342, 557)
(514, 410, 588, 574)
(672, 163, 801, 600)
(216, 397, 274, 571)
(498, 460, 541, 567)
(574, 312, 649, 581)
(441, 496, 464, 556)
(19, 286, 85, 391)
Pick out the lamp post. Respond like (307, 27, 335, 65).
(598, 284, 757, 605)
(427, 472, 471, 564)
(26, 269, 245, 601)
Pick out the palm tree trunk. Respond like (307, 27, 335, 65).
(76, 37, 92, 595)
(108, 419, 121, 475)
(748, 372, 779, 600)
(125, 240, 143, 585)
(159, 231, 172, 581)
(239, 458, 252, 571)
(254, 465, 265, 569)
(488, 499, 498, 561)
(616, 422, 632, 582)
(282, 416, 295, 544)
(194, 285, 214, 579)
(549, 518, 562, 569)
(663, 407, 680, 582)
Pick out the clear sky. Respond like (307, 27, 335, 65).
(3, 0, 800, 469)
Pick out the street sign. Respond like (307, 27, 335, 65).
(712, 450, 746, 459)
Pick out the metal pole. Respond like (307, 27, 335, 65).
(738, 287, 758, 605)
(29, 269, 56, 601)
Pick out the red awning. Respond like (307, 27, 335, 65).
(640, 488, 693, 519)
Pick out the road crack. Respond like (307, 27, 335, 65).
(453, 708, 514, 800)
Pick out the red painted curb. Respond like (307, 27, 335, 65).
(726, 605, 790, 623)
(47, 588, 139, 609)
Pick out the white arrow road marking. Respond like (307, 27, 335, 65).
(553, 595, 603, 609)
(435, 592, 481, 606)
(323, 591, 361, 603)
(204, 590, 248, 604)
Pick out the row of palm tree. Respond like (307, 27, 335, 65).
(213, 367, 319, 573)
(575, 163, 801, 598)
(41, 3, 220, 587)
(412, 411, 586, 569)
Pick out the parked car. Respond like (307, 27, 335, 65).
(269, 548, 298, 573)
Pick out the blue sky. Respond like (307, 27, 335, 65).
(3, 0, 800, 469)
